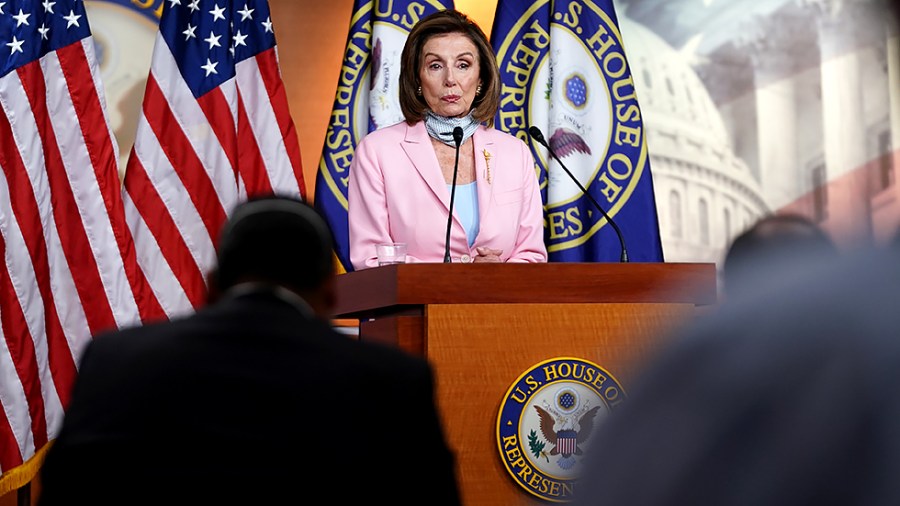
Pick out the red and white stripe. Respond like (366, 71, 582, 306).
(0, 38, 151, 484)
(123, 34, 305, 319)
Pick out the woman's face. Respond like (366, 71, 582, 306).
(419, 32, 481, 118)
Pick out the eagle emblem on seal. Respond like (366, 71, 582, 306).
(534, 399, 601, 470)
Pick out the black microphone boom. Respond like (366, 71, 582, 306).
(443, 126, 465, 263)
(528, 125, 629, 262)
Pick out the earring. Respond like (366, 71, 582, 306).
(476, 84, 482, 96)
(417, 86, 422, 96)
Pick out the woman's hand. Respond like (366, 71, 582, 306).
(473, 247, 503, 263)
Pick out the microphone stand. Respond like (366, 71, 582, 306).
(444, 126, 464, 263)
(528, 126, 629, 262)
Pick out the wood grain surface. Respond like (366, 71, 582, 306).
(426, 302, 696, 505)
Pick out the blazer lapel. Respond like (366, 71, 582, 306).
(399, 122, 451, 211)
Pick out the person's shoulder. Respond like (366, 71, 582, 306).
(89, 317, 168, 350)
(358, 120, 416, 145)
(72, 319, 176, 379)
(480, 124, 518, 142)
(479, 125, 530, 150)
(84, 315, 189, 358)
(88, 304, 229, 360)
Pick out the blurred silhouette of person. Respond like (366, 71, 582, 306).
(38, 195, 461, 505)
(572, 241, 900, 506)
(722, 213, 838, 297)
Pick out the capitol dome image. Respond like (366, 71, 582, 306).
(617, 0, 900, 260)
(618, 16, 769, 265)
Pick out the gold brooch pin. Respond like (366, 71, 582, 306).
(483, 149, 492, 184)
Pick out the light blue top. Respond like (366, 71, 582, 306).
(450, 182, 479, 247)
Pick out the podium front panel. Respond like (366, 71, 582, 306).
(425, 302, 696, 506)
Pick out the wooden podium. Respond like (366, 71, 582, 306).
(333, 262, 717, 505)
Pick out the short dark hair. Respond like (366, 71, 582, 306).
(215, 195, 334, 293)
(399, 9, 500, 126)
(723, 213, 837, 292)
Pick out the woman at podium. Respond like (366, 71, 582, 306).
(347, 9, 547, 270)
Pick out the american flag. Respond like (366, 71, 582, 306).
(123, 0, 305, 319)
(0, 0, 153, 491)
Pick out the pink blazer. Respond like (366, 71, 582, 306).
(348, 121, 548, 270)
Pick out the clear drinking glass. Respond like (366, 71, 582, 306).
(376, 243, 407, 266)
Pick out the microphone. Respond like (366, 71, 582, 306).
(443, 126, 465, 263)
(528, 125, 629, 262)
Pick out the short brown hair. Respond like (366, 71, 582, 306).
(398, 9, 500, 127)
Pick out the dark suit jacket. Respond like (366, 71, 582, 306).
(38, 289, 461, 505)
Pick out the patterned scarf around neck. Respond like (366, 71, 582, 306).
(424, 110, 479, 146)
